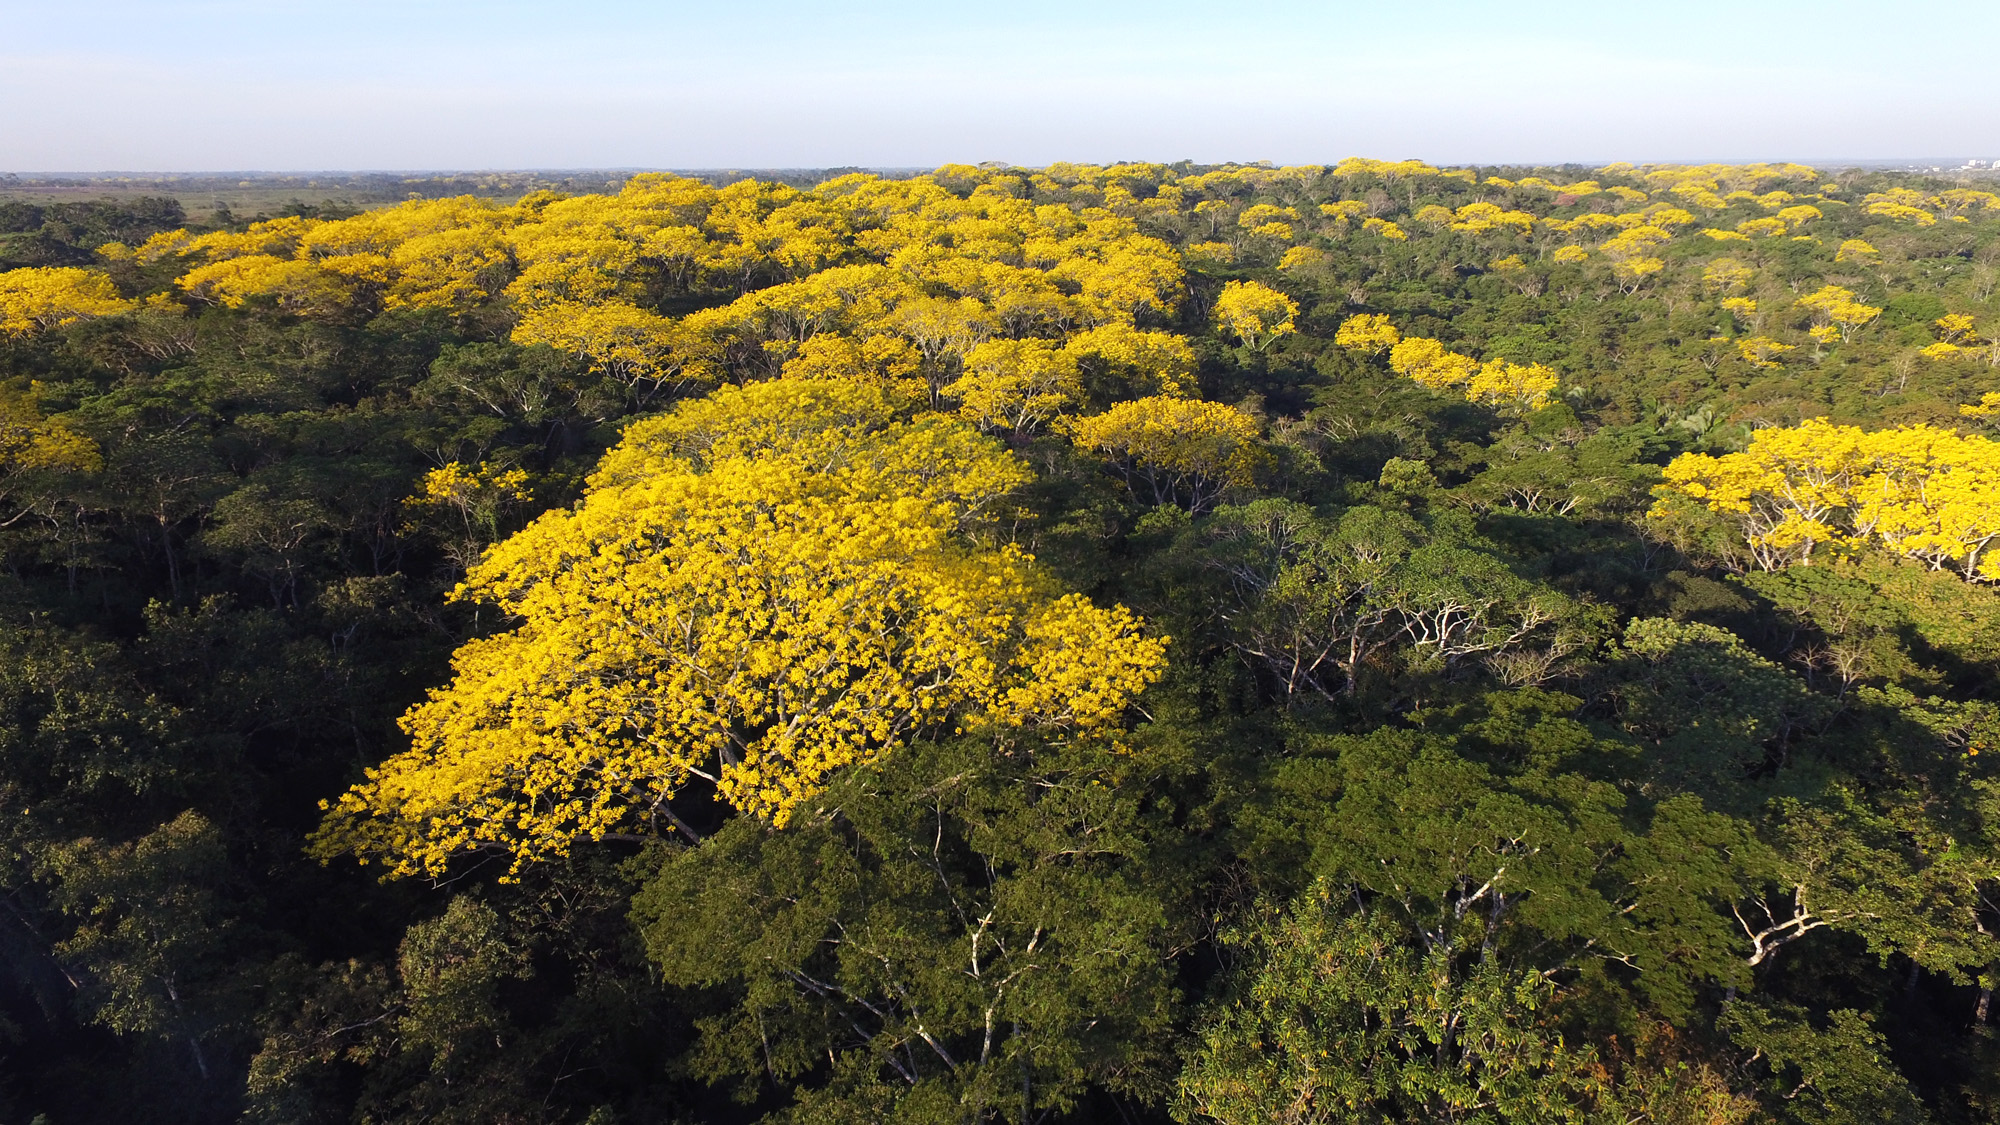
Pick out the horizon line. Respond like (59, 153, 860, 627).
(7, 158, 2000, 179)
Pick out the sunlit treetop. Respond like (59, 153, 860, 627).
(135, 171, 1189, 406)
(1063, 395, 1263, 514)
(0, 381, 101, 512)
(314, 377, 1168, 878)
(1622, 163, 1819, 192)
(1337, 315, 1559, 411)
(1656, 419, 2000, 580)
(0, 266, 136, 336)
(1212, 280, 1299, 351)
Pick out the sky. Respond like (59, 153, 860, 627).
(4, 0, 1998, 172)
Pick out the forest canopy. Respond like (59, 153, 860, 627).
(3, 157, 2000, 1124)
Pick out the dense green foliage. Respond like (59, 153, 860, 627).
(3, 159, 2000, 1124)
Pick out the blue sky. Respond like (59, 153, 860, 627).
(4, 0, 1997, 171)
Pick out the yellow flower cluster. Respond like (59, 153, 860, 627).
(1063, 396, 1262, 512)
(1835, 239, 1880, 263)
(0, 266, 136, 335)
(1735, 336, 1796, 369)
(1627, 163, 1819, 194)
(1333, 313, 1400, 353)
(1795, 285, 1881, 344)
(1, 382, 101, 495)
(1412, 202, 1536, 234)
(1211, 280, 1299, 351)
(1920, 314, 1998, 365)
(1361, 216, 1409, 241)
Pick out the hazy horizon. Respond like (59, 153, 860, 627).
(6, 0, 1998, 172)
(8, 159, 1998, 179)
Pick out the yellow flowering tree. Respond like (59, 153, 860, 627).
(401, 461, 535, 575)
(1657, 420, 1869, 569)
(1, 382, 100, 522)
(1212, 280, 1299, 351)
(0, 267, 136, 335)
(511, 300, 691, 405)
(1237, 203, 1298, 241)
(177, 255, 354, 315)
(1334, 313, 1401, 354)
(1835, 239, 1880, 264)
(1464, 360, 1561, 410)
(1795, 285, 1881, 344)
(314, 379, 1167, 877)
(943, 337, 1082, 435)
(1388, 337, 1481, 392)
(1701, 258, 1754, 294)
(1064, 396, 1261, 512)
(1279, 246, 1329, 271)
(1736, 336, 1795, 369)
(1921, 314, 1999, 366)
(1063, 323, 1194, 397)
(1655, 419, 2000, 579)
(1864, 190, 1937, 226)
(1361, 217, 1408, 241)
(1446, 202, 1535, 234)
(1598, 226, 1670, 291)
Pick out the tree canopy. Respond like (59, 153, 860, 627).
(4, 157, 2000, 1124)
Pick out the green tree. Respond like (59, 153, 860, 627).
(633, 736, 1193, 1123)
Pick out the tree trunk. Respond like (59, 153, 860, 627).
(159, 516, 182, 601)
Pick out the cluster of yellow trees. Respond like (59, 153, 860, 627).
(1795, 284, 1882, 346)
(1657, 419, 2000, 579)
(1334, 313, 1559, 409)
(1698, 262, 1891, 366)
(11, 158, 1991, 390)
(1859, 186, 2000, 227)
(1180, 167, 1849, 291)
(253, 172, 1299, 874)
(1647, 169, 1997, 577)
(99, 174, 1197, 417)
(1064, 395, 1264, 513)
(1210, 278, 1298, 349)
